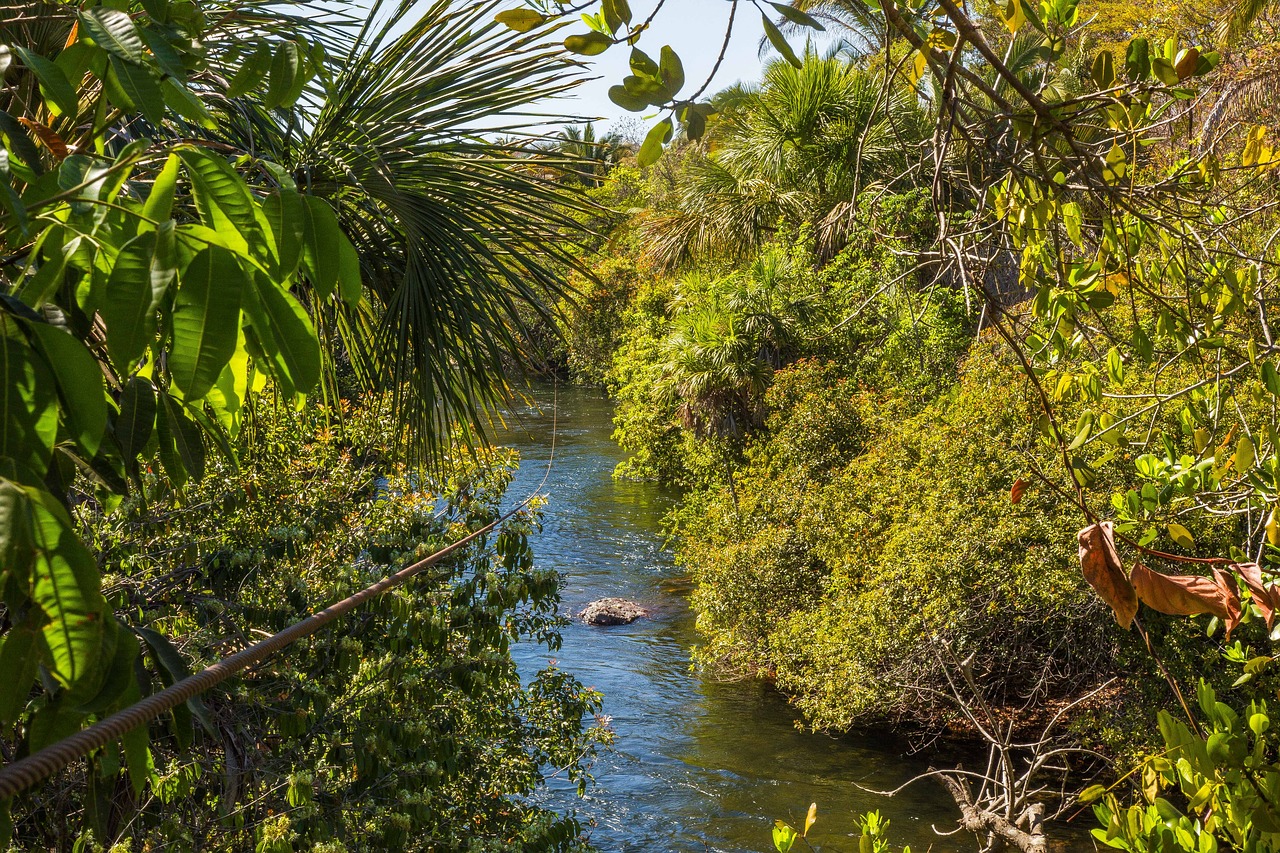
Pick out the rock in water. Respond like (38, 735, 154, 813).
(578, 598, 648, 626)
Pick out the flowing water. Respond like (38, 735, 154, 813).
(497, 385, 966, 852)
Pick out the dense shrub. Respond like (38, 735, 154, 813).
(8, 398, 604, 851)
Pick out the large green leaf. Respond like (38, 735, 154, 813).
(80, 7, 146, 62)
(176, 148, 262, 255)
(100, 225, 176, 368)
(15, 225, 79, 308)
(0, 622, 38, 726)
(157, 392, 206, 484)
(169, 247, 245, 400)
(227, 42, 272, 98)
(0, 478, 32, 597)
(109, 55, 165, 124)
(116, 376, 156, 461)
(28, 323, 108, 459)
(265, 41, 302, 109)
(244, 273, 321, 395)
(11, 46, 78, 118)
(263, 189, 305, 278)
(118, 681, 154, 795)
(142, 155, 180, 224)
(27, 486, 105, 691)
(337, 234, 362, 304)
(0, 338, 58, 476)
(299, 195, 342, 298)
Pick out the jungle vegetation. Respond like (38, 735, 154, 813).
(4, 0, 1280, 849)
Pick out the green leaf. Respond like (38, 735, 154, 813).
(226, 42, 271, 98)
(638, 117, 673, 167)
(80, 7, 145, 62)
(1106, 346, 1124, 384)
(28, 324, 108, 459)
(116, 376, 156, 461)
(299, 195, 343, 298)
(16, 227, 79, 308)
(108, 55, 165, 124)
(630, 48, 660, 78)
(1125, 38, 1150, 80)
(659, 46, 685, 94)
(159, 393, 205, 481)
(1090, 51, 1115, 89)
(337, 234, 362, 305)
(494, 9, 547, 32)
(136, 625, 215, 737)
(265, 41, 301, 109)
(120, 687, 154, 796)
(244, 272, 321, 396)
(771, 2, 826, 30)
(1235, 436, 1256, 471)
(1262, 361, 1280, 398)
(1062, 201, 1083, 248)
(0, 109, 44, 177)
(1168, 522, 1194, 548)
(564, 32, 612, 56)
(142, 154, 180, 225)
(153, 396, 184, 488)
(263, 189, 305, 278)
(176, 148, 261, 242)
(762, 14, 803, 68)
(1079, 784, 1107, 804)
(609, 84, 649, 112)
(161, 79, 215, 129)
(101, 227, 176, 368)
(75, 623, 137, 714)
(0, 338, 58, 476)
(170, 247, 245, 401)
(1068, 412, 1094, 450)
(12, 47, 78, 118)
(27, 486, 105, 691)
(0, 624, 38, 726)
(773, 821, 798, 853)
(0, 477, 33, 594)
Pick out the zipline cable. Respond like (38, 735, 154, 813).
(0, 382, 560, 804)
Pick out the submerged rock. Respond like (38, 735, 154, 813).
(578, 598, 648, 626)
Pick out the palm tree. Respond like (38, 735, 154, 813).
(206, 0, 597, 463)
(642, 49, 926, 270)
(555, 122, 628, 187)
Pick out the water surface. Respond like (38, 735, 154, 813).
(498, 385, 963, 852)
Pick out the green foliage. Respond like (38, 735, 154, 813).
(682, 349, 1119, 729)
(1091, 682, 1280, 853)
(8, 397, 604, 850)
(0, 0, 605, 840)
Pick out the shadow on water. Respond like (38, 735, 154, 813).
(496, 385, 967, 852)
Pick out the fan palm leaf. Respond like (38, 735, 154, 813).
(255, 0, 595, 463)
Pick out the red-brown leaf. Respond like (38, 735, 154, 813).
(1130, 562, 1229, 618)
(1214, 567, 1243, 637)
(1078, 522, 1138, 629)
(18, 118, 68, 160)
(1234, 561, 1278, 628)
(1011, 478, 1028, 504)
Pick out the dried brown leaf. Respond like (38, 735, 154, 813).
(1011, 478, 1028, 504)
(1130, 562, 1228, 618)
(18, 118, 68, 160)
(1214, 566, 1243, 637)
(1078, 522, 1137, 629)
(1234, 561, 1277, 628)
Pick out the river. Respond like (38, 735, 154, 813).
(497, 385, 965, 852)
